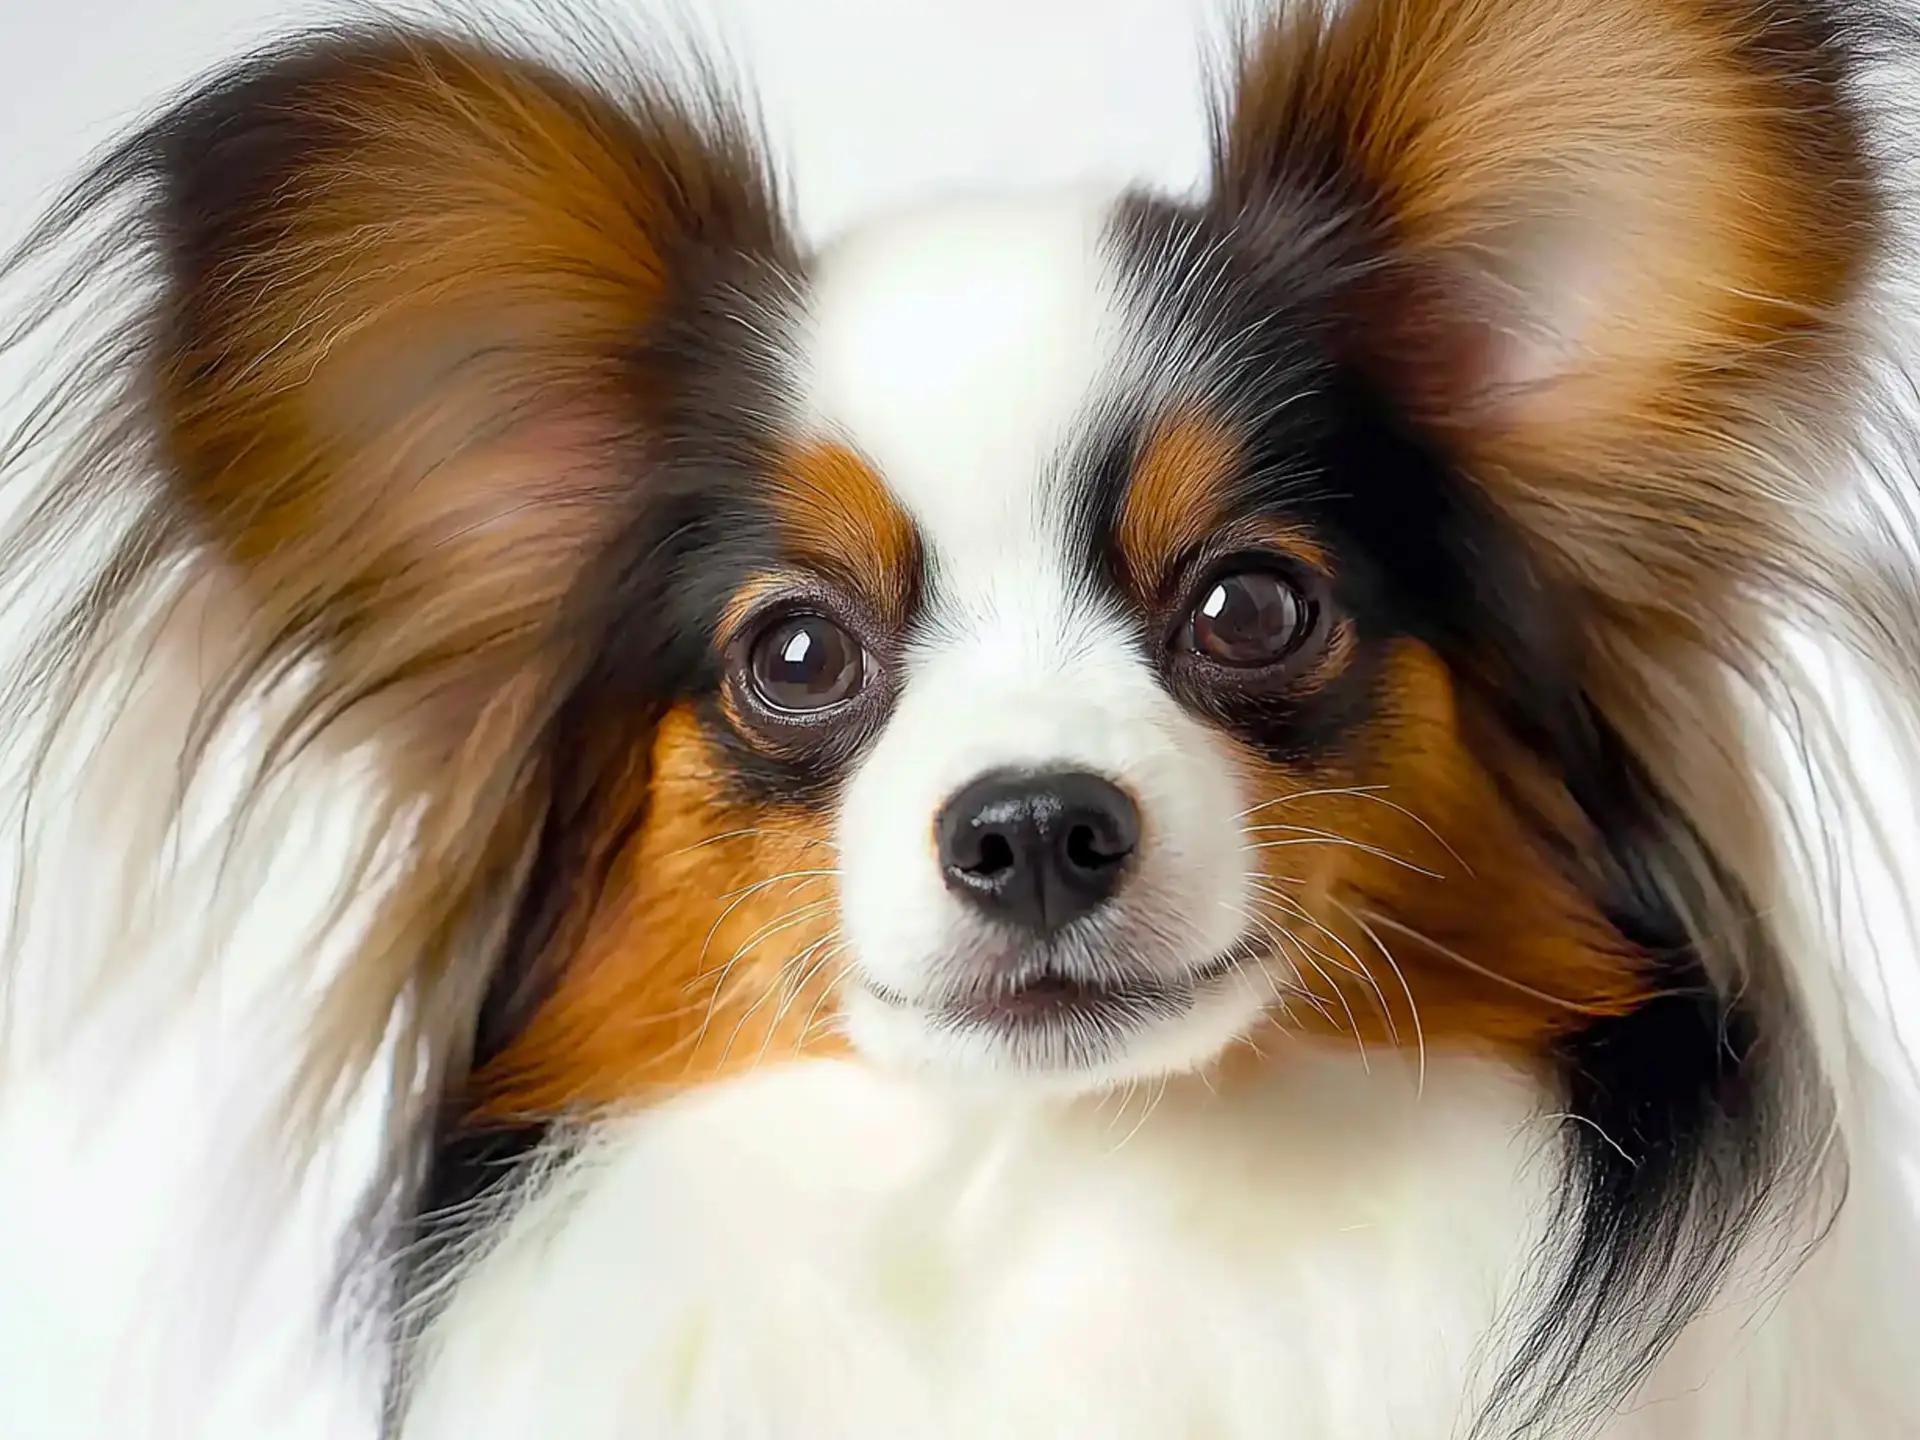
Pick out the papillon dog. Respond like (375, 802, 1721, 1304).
(5, 1, 1920, 1436)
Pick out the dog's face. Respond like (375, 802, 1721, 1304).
(473, 192, 1670, 1113)
(482, 197, 1327, 1105)
(797, 203, 1250, 1085)
(766, 199, 1304, 1088)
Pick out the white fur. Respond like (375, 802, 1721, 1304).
(405, 1053, 1544, 1440)
(402, 1050, 1914, 1440)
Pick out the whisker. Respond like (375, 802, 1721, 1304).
(1269, 968, 1342, 1028)
(1336, 791, 1470, 876)
(695, 887, 837, 1039)
(1273, 926, 1372, 1073)
(1353, 907, 1630, 1020)
(662, 826, 842, 860)
(1246, 880, 1374, 977)
(693, 898, 836, 985)
(1097, 1078, 1137, 1133)
(1252, 938, 1339, 1025)
(1108, 1076, 1169, 1154)
(1236, 784, 1469, 875)
(752, 935, 847, 1069)
(1242, 830, 1443, 879)
(1237, 784, 1394, 820)
(714, 941, 816, 1070)
(717, 868, 842, 902)
(1245, 885, 1398, 1042)
(1539, 1111, 1636, 1166)
(796, 956, 853, 1044)
(798, 975, 852, 1044)
(692, 902, 836, 1036)
(1229, 901, 1342, 1027)
(1331, 899, 1427, 1100)
(698, 868, 837, 968)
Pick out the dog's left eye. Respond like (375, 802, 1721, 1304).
(1181, 569, 1316, 668)
(747, 613, 865, 713)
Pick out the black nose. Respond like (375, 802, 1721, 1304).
(937, 770, 1140, 936)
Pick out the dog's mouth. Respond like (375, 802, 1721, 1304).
(949, 970, 1162, 1031)
(866, 941, 1258, 1042)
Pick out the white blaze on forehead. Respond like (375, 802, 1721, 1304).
(795, 193, 1156, 808)
(797, 194, 1123, 562)
(795, 196, 1263, 1087)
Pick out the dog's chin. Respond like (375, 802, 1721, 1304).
(840, 949, 1270, 1097)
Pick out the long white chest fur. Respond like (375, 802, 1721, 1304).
(399, 1053, 1871, 1440)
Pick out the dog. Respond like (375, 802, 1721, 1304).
(4, 1, 1920, 1435)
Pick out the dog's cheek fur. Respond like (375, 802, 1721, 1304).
(1224, 640, 1650, 1065)
(472, 704, 848, 1118)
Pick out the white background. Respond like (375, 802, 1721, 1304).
(0, 3, 1917, 1439)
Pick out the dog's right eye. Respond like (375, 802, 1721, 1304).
(746, 613, 865, 714)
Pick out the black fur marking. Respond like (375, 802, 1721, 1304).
(1472, 727, 1807, 1440)
(1073, 200, 1394, 764)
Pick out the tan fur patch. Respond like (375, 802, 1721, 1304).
(769, 442, 920, 623)
(1221, 640, 1649, 1070)
(1115, 413, 1242, 598)
(474, 705, 849, 1116)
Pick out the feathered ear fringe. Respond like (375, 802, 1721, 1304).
(0, 1, 792, 1301)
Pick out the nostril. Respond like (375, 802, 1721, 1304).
(969, 831, 1017, 878)
(1064, 821, 1129, 875)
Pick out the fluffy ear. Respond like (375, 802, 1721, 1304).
(0, 25, 792, 1125)
(148, 28, 786, 754)
(1213, 0, 1892, 631)
(1211, 9, 1915, 1430)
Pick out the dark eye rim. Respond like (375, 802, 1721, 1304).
(1165, 552, 1328, 680)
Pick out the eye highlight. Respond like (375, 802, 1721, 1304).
(747, 613, 865, 713)
(1180, 568, 1316, 669)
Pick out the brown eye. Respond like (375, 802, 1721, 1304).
(1185, 570, 1314, 668)
(748, 613, 865, 713)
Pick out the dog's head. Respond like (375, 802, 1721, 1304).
(90, 2, 1885, 1103)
